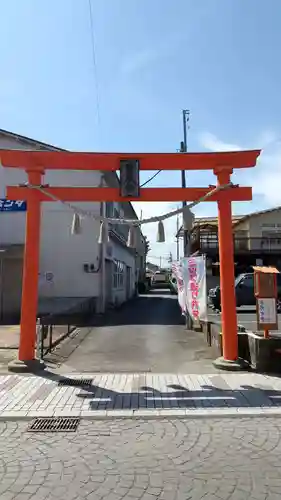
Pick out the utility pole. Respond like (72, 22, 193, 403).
(181, 109, 193, 330)
(168, 251, 173, 265)
(181, 109, 190, 257)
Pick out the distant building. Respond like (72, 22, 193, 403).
(146, 262, 159, 273)
(177, 207, 281, 272)
(0, 129, 146, 322)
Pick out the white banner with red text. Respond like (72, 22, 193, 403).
(181, 255, 207, 322)
(171, 261, 187, 315)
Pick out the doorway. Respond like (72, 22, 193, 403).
(126, 265, 131, 300)
(0, 246, 24, 324)
(105, 259, 113, 307)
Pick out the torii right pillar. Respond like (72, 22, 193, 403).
(214, 168, 242, 369)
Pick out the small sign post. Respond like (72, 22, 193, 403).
(253, 266, 279, 338)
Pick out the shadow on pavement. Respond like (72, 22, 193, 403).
(77, 383, 281, 410)
(89, 296, 185, 327)
(36, 371, 281, 410)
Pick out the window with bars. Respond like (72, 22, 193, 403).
(262, 231, 281, 245)
(113, 260, 125, 289)
(105, 202, 114, 218)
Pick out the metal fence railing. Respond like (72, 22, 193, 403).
(36, 318, 76, 360)
(35, 297, 97, 359)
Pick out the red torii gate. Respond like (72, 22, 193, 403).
(0, 149, 260, 371)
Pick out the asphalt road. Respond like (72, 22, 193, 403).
(208, 306, 281, 332)
(1, 418, 281, 499)
(53, 290, 219, 374)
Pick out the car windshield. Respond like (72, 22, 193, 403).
(235, 275, 244, 286)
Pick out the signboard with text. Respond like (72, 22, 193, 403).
(0, 200, 27, 212)
(182, 256, 207, 322)
(254, 266, 279, 331)
(257, 297, 278, 331)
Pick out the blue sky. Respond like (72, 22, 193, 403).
(1, 0, 281, 264)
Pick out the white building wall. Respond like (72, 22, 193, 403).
(39, 208, 102, 298)
(233, 219, 250, 234)
(0, 212, 26, 244)
(0, 145, 103, 299)
(111, 242, 136, 305)
(40, 169, 102, 298)
(248, 209, 281, 238)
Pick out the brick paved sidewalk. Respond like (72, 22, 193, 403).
(2, 418, 281, 500)
(1, 372, 281, 419)
(2, 417, 281, 499)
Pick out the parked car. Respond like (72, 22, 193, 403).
(151, 270, 169, 289)
(169, 276, 178, 295)
(208, 272, 281, 312)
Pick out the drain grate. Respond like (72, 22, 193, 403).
(28, 417, 80, 433)
(58, 378, 93, 387)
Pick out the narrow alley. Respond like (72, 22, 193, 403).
(54, 291, 216, 374)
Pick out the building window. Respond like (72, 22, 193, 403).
(262, 223, 281, 229)
(234, 230, 249, 250)
(113, 260, 125, 289)
(105, 202, 113, 218)
(262, 231, 281, 245)
(200, 232, 218, 248)
(111, 207, 129, 240)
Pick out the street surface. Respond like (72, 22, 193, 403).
(54, 291, 218, 374)
(208, 306, 281, 332)
(2, 371, 281, 418)
(1, 291, 281, 499)
(1, 417, 281, 500)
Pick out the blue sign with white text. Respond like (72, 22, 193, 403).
(0, 200, 27, 212)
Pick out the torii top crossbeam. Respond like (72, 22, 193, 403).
(0, 148, 260, 171)
(0, 148, 261, 372)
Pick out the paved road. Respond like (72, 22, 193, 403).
(54, 291, 218, 374)
(1, 417, 281, 499)
(208, 306, 281, 332)
(3, 371, 281, 418)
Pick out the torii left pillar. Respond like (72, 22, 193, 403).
(12, 169, 44, 371)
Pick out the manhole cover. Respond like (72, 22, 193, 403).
(28, 417, 80, 432)
(58, 378, 93, 387)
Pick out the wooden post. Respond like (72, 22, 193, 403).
(216, 169, 238, 362)
(18, 170, 43, 362)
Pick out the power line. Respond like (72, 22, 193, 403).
(140, 170, 162, 187)
(148, 255, 171, 261)
(88, 0, 101, 130)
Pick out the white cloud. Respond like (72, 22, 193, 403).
(120, 32, 187, 76)
(252, 146, 281, 206)
(121, 48, 160, 75)
(199, 130, 281, 208)
(199, 132, 241, 152)
(257, 130, 279, 148)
